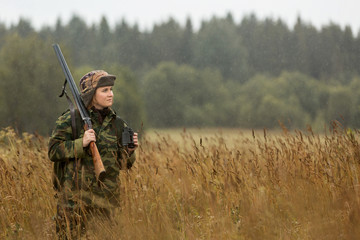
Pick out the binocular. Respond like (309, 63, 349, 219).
(122, 126, 135, 148)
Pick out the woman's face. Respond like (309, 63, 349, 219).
(92, 86, 114, 109)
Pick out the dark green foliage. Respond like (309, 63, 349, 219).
(1, 13, 360, 132)
(0, 33, 66, 134)
(142, 62, 230, 127)
(193, 17, 248, 81)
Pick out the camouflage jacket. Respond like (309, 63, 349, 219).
(48, 107, 135, 208)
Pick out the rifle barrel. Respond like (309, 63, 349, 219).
(52, 44, 92, 128)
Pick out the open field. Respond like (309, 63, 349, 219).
(144, 127, 283, 148)
(1, 125, 360, 239)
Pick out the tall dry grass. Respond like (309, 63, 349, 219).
(1, 124, 360, 239)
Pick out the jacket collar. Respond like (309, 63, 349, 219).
(89, 107, 116, 125)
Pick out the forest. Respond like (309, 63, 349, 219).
(1, 13, 360, 134)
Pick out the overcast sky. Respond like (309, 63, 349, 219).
(1, 0, 360, 33)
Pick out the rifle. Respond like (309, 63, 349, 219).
(52, 43, 106, 182)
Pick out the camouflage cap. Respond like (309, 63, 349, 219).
(79, 70, 116, 107)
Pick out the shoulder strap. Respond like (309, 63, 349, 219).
(61, 89, 77, 140)
(59, 80, 79, 140)
(68, 102, 82, 190)
(69, 101, 77, 140)
(53, 89, 82, 191)
(67, 97, 82, 140)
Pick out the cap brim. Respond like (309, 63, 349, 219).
(96, 75, 116, 88)
(101, 74, 116, 80)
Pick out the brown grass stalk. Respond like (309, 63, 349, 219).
(0, 126, 360, 239)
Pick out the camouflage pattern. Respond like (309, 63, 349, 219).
(48, 107, 135, 238)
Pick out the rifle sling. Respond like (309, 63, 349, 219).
(59, 82, 79, 189)
(59, 79, 77, 139)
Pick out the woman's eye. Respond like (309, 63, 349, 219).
(101, 87, 112, 93)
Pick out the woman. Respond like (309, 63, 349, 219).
(48, 70, 138, 239)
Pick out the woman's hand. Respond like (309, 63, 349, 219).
(82, 129, 96, 147)
(128, 132, 139, 152)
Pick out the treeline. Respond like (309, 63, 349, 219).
(0, 13, 360, 134)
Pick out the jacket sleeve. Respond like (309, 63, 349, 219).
(48, 112, 85, 162)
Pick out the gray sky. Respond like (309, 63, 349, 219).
(1, 0, 360, 33)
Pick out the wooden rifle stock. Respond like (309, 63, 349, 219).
(90, 142, 106, 181)
(84, 124, 106, 182)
